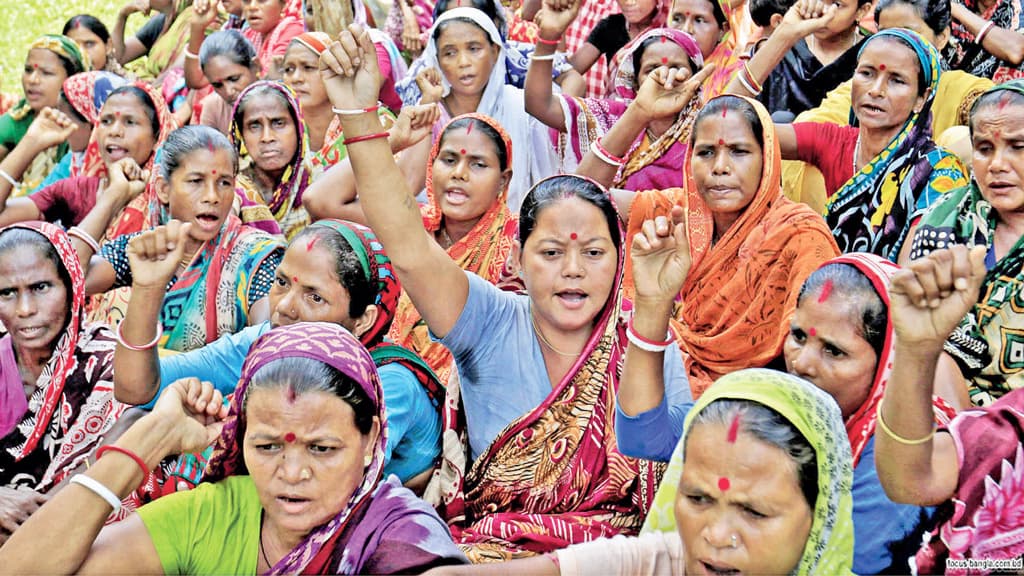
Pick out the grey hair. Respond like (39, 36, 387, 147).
(199, 29, 258, 71)
(159, 125, 238, 180)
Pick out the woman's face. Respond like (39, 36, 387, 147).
(676, 422, 814, 575)
(435, 21, 501, 100)
(815, 0, 868, 41)
(22, 49, 68, 112)
(519, 196, 618, 336)
(204, 55, 258, 107)
(636, 41, 693, 85)
(851, 38, 925, 134)
(618, 0, 659, 25)
(244, 387, 378, 540)
(243, 0, 285, 34)
(690, 110, 764, 231)
(96, 92, 158, 168)
(668, 0, 723, 59)
(876, 3, 947, 48)
(66, 26, 109, 71)
(240, 92, 299, 178)
(431, 127, 509, 228)
(971, 104, 1024, 217)
(158, 148, 237, 245)
(283, 44, 328, 112)
(270, 243, 357, 330)
(0, 245, 69, 355)
(784, 294, 878, 420)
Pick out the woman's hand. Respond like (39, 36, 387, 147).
(778, 0, 838, 40)
(415, 68, 444, 105)
(0, 487, 48, 542)
(890, 244, 987, 349)
(320, 24, 384, 112)
(400, 1, 424, 55)
(120, 0, 151, 18)
(631, 205, 692, 306)
(535, 0, 580, 40)
(103, 158, 149, 211)
(150, 378, 230, 456)
(23, 107, 77, 152)
(389, 103, 441, 153)
(126, 219, 193, 290)
(633, 63, 715, 122)
(191, 0, 219, 31)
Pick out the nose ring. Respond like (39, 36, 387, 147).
(730, 534, 738, 548)
(300, 468, 311, 481)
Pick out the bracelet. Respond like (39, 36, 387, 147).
(69, 475, 122, 512)
(737, 70, 761, 96)
(530, 53, 556, 61)
(975, 21, 996, 44)
(67, 226, 100, 254)
(332, 104, 380, 116)
(116, 321, 163, 351)
(590, 139, 625, 166)
(536, 36, 560, 46)
(0, 168, 19, 188)
(875, 398, 936, 445)
(740, 61, 763, 95)
(344, 131, 390, 145)
(626, 317, 674, 352)
(97, 445, 151, 483)
(184, 48, 199, 60)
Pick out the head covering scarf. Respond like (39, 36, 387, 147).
(7, 35, 91, 123)
(231, 80, 312, 240)
(700, 0, 746, 102)
(0, 222, 125, 492)
(825, 28, 968, 261)
(422, 8, 558, 211)
(907, 79, 1024, 405)
(204, 322, 462, 573)
(389, 113, 519, 386)
(626, 95, 839, 397)
(425, 175, 664, 561)
(815, 253, 956, 466)
(642, 368, 855, 575)
(950, 0, 1024, 82)
(61, 72, 128, 178)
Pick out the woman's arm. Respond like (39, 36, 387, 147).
(114, 0, 154, 64)
(526, 0, 581, 131)
(0, 379, 228, 574)
(321, 25, 472, 337)
(876, 245, 986, 506)
(0, 107, 76, 214)
(569, 43, 601, 75)
(183, 0, 218, 89)
(952, 2, 1024, 67)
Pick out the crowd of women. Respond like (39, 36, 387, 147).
(0, 0, 1023, 571)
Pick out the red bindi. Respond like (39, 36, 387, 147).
(292, 276, 299, 283)
(817, 279, 834, 304)
(808, 327, 817, 337)
(718, 477, 731, 491)
(878, 64, 886, 71)
(115, 111, 121, 117)
(460, 149, 466, 155)
(570, 232, 578, 240)
(727, 414, 740, 443)
(660, 36, 667, 43)
(211, 169, 217, 175)
(718, 139, 725, 146)
(305, 237, 318, 252)
(661, 57, 668, 64)
(284, 432, 296, 443)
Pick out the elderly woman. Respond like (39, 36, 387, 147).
(0, 222, 127, 544)
(0, 323, 466, 573)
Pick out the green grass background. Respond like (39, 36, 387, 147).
(0, 0, 138, 97)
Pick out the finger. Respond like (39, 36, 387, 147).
(966, 245, 987, 291)
(910, 257, 942, 307)
(338, 26, 362, 69)
(319, 46, 345, 76)
(353, 24, 377, 69)
(930, 248, 956, 297)
(670, 204, 686, 227)
(632, 230, 653, 254)
(138, 229, 158, 260)
(687, 63, 717, 89)
(640, 219, 662, 250)
(673, 67, 691, 85)
(654, 215, 670, 237)
(207, 388, 226, 416)
(945, 245, 970, 291)
(890, 269, 927, 307)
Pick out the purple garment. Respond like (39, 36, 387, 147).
(0, 335, 27, 438)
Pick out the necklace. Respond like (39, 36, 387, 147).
(852, 135, 862, 174)
(530, 312, 582, 357)
(259, 514, 272, 570)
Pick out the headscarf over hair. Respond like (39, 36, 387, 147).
(642, 368, 856, 576)
(205, 322, 389, 574)
(825, 28, 963, 261)
(62, 71, 128, 125)
(389, 113, 520, 384)
(9, 35, 91, 122)
(610, 27, 700, 102)
(291, 31, 332, 55)
(817, 253, 955, 466)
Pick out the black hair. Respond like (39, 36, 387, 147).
(59, 91, 88, 123)
(875, 0, 951, 36)
(687, 398, 819, 511)
(631, 35, 697, 89)
(440, 117, 509, 171)
(200, 29, 258, 71)
(692, 95, 765, 149)
(246, 357, 376, 435)
(749, 0, 797, 27)
(710, 0, 729, 27)
(289, 225, 375, 319)
(969, 88, 1024, 136)
(106, 85, 160, 141)
(159, 125, 238, 180)
(63, 14, 111, 43)
(862, 34, 928, 95)
(796, 263, 887, 358)
(0, 228, 74, 324)
(518, 175, 621, 249)
(232, 83, 299, 162)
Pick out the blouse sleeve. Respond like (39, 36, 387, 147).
(99, 233, 138, 289)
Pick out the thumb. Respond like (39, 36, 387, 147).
(352, 23, 376, 63)
(966, 244, 987, 288)
(672, 219, 689, 254)
(177, 222, 193, 250)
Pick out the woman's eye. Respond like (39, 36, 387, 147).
(585, 249, 604, 257)
(790, 327, 806, 342)
(743, 505, 767, 519)
(686, 494, 711, 505)
(308, 293, 323, 304)
(274, 276, 287, 287)
(284, 66, 295, 74)
(824, 344, 845, 358)
(542, 249, 560, 257)
(256, 443, 281, 451)
(309, 445, 333, 454)
(0, 289, 13, 299)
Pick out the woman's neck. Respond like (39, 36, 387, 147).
(531, 310, 593, 384)
(250, 165, 286, 204)
(807, 27, 859, 65)
(856, 125, 902, 170)
(443, 92, 483, 117)
(711, 212, 741, 243)
(437, 216, 481, 247)
(14, 344, 52, 386)
(304, 105, 334, 151)
(648, 117, 676, 140)
(260, 517, 304, 571)
(627, 12, 657, 37)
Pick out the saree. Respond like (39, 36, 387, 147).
(914, 388, 1024, 573)
(203, 322, 463, 574)
(558, 28, 703, 192)
(231, 81, 312, 240)
(425, 175, 664, 562)
(950, 0, 1024, 82)
(0, 222, 126, 492)
(824, 29, 968, 261)
(388, 113, 519, 386)
(130, 2, 198, 80)
(699, 0, 748, 102)
(626, 95, 839, 398)
(641, 368, 856, 576)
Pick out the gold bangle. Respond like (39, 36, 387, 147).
(875, 398, 936, 445)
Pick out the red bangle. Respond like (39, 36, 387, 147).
(593, 138, 626, 164)
(627, 317, 674, 347)
(536, 36, 560, 46)
(97, 445, 151, 482)
(331, 104, 380, 116)
(344, 131, 390, 145)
